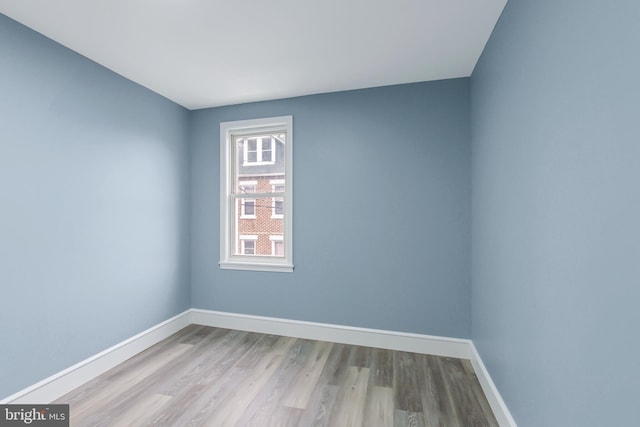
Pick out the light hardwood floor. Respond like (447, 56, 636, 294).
(55, 325, 498, 426)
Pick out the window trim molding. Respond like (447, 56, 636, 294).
(220, 116, 293, 273)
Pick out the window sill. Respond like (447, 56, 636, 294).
(219, 261, 294, 273)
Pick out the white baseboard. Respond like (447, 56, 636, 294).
(190, 308, 472, 359)
(469, 342, 517, 427)
(0, 310, 192, 405)
(1, 308, 515, 426)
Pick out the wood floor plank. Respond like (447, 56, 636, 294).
(460, 359, 499, 426)
(178, 324, 224, 345)
(99, 325, 202, 383)
(232, 333, 282, 368)
(165, 332, 279, 426)
(237, 338, 308, 427)
(394, 410, 426, 427)
(395, 410, 408, 427)
(324, 343, 351, 385)
(282, 340, 334, 409)
(363, 386, 394, 427)
(439, 357, 498, 427)
(470, 377, 499, 426)
(107, 393, 172, 427)
(259, 405, 304, 427)
(372, 347, 394, 388)
(64, 328, 237, 427)
(419, 354, 458, 427)
(68, 342, 193, 423)
(146, 331, 262, 426)
(351, 344, 372, 368)
(296, 383, 340, 427)
(58, 377, 110, 408)
(329, 366, 369, 427)
(393, 351, 424, 413)
(202, 335, 296, 426)
(56, 326, 500, 427)
(151, 328, 243, 396)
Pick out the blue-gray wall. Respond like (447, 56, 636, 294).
(0, 15, 191, 398)
(190, 80, 471, 338)
(471, 1, 640, 425)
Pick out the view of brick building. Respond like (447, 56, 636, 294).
(235, 133, 286, 256)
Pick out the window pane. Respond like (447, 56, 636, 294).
(243, 138, 258, 164)
(261, 138, 273, 162)
(274, 199, 284, 216)
(242, 199, 255, 216)
(236, 133, 283, 173)
(238, 182, 256, 217)
(273, 241, 284, 256)
(243, 240, 255, 255)
(235, 196, 285, 256)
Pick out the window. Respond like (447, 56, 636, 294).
(270, 235, 284, 256)
(271, 179, 285, 218)
(243, 136, 275, 165)
(220, 116, 293, 272)
(240, 235, 257, 255)
(239, 181, 256, 218)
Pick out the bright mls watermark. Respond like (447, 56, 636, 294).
(0, 405, 68, 426)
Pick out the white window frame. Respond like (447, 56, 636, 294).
(220, 116, 293, 272)
(239, 180, 257, 219)
(270, 179, 285, 219)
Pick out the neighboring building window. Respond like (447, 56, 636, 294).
(239, 181, 256, 218)
(220, 116, 293, 272)
(271, 179, 285, 218)
(270, 235, 284, 256)
(243, 136, 275, 165)
(240, 235, 257, 255)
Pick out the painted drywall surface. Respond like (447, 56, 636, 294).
(0, 15, 191, 398)
(471, 0, 640, 425)
(190, 80, 471, 339)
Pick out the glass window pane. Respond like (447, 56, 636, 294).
(243, 240, 255, 255)
(235, 195, 285, 256)
(261, 138, 273, 162)
(243, 199, 255, 216)
(245, 138, 258, 163)
(273, 241, 284, 256)
(274, 199, 284, 216)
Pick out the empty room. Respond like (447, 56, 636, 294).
(1, 1, 638, 426)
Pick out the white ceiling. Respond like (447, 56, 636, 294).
(1, 0, 507, 110)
